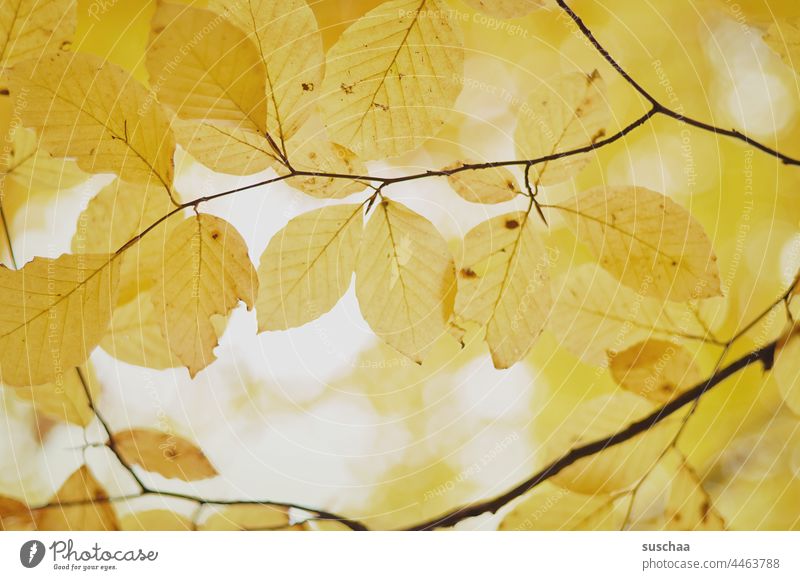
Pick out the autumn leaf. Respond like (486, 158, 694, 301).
(549, 264, 706, 365)
(147, 3, 268, 135)
(355, 199, 455, 363)
(463, 0, 547, 19)
(114, 428, 217, 482)
(455, 212, 552, 368)
(0, 496, 34, 530)
(199, 504, 292, 531)
(0, 254, 119, 386)
(173, 120, 278, 176)
(320, 0, 464, 160)
(515, 71, 610, 186)
(763, 18, 800, 72)
(8, 52, 176, 189)
(284, 140, 367, 199)
(152, 214, 258, 377)
(257, 204, 363, 330)
(499, 483, 622, 530)
(609, 339, 703, 403)
(36, 466, 118, 530)
(207, 0, 324, 145)
(0, 0, 76, 69)
(444, 163, 519, 204)
(555, 186, 722, 301)
(662, 457, 725, 531)
(73, 178, 180, 306)
(119, 509, 193, 531)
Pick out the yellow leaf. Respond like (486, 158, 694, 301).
(662, 459, 725, 531)
(100, 289, 178, 370)
(12, 367, 97, 427)
(257, 204, 362, 330)
(36, 466, 118, 530)
(556, 186, 722, 301)
(284, 140, 367, 199)
(547, 392, 676, 494)
(455, 212, 552, 368)
(119, 509, 193, 531)
(609, 339, 703, 404)
(355, 199, 456, 363)
(320, 0, 464, 160)
(463, 0, 546, 19)
(0, 127, 86, 224)
(515, 71, 609, 186)
(444, 162, 519, 204)
(173, 120, 278, 176)
(114, 428, 218, 482)
(0, 0, 75, 69)
(207, 0, 324, 144)
(763, 18, 800, 72)
(549, 264, 706, 365)
(8, 52, 176, 189)
(499, 483, 622, 530)
(148, 3, 268, 135)
(72, 178, 179, 306)
(0, 254, 119, 386)
(152, 214, 258, 377)
(773, 334, 800, 416)
(199, 504, 292, 531)
(0, 496, 34, 530)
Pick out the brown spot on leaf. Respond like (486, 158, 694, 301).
(374, 102, 389, 111)
(341, 82, 354, 95)
(211, 231, 219, 240)
(0, 89, 8, 96)
(590, 128, 606, 144)
(460, 268, 478, 279)
(505, 219, 519, 229)
(301, 82, 314, 91)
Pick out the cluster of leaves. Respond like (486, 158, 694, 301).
(0, 0, 799, 531)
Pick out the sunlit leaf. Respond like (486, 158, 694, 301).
(445, 163, 519, 204)
(114, 428, 218, 482)
(36, 466, 118, 530)
(0, 0, 76, 69)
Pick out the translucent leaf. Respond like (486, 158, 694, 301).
(8, 52, 176, 188)
(444, 163, 519, 204)
(662, 458, 725, 531)
(207, 0, 324, 143)
(557, 186, 722, 301)
(199, 505, 291, 531)
(257, 204, 362, 330)
(173, 120, 278, 176)
(147, 3, 268, 134)
(36, 466, 118, 530)
(320, 0, 464, 160)
(72, 178, 179, 306)
(0, 254, 119, 386)
(100, 289, 179, 370)
(609, 339, 703, 403)
(355, 199, 456, 363)
(515, 71, 610, 186)
(152, 214, 258, 377)
(463, 0, 547, 19)
(0, 0, 75, 69)
(12, 367, 98, 427)
(547, 392, 676, 494)
(119, 509, 192, 531)
(114, 428, 218, 482)
(549, 264, 706, 365)
(0, 496, 34, 530)
(499, 483, 623, 530)
(455, 212, 552, 368)
(284, 141, 367, 199)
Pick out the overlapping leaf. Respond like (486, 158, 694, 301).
(114, 428, 218, 482)
(0, 0, 76, 69)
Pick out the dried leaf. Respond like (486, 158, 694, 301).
(114, 428, 217, 482)
(257, 204, 362, 330)
(0, 254, 119, 386)
(557, 186, 722, 301)
(36, 466, 118, 530)
(152, 214, 258, 376)
(515, 71, 609, 186)
(455, 212, 552, 368)
(0, 0, 76, 69)
(320, 0, 464, 159)
(285, 141, 367, 198)
(355, 199, 455, 363)
(445, 163, 519, 204)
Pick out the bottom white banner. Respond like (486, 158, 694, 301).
(0, 532, 797, 579)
